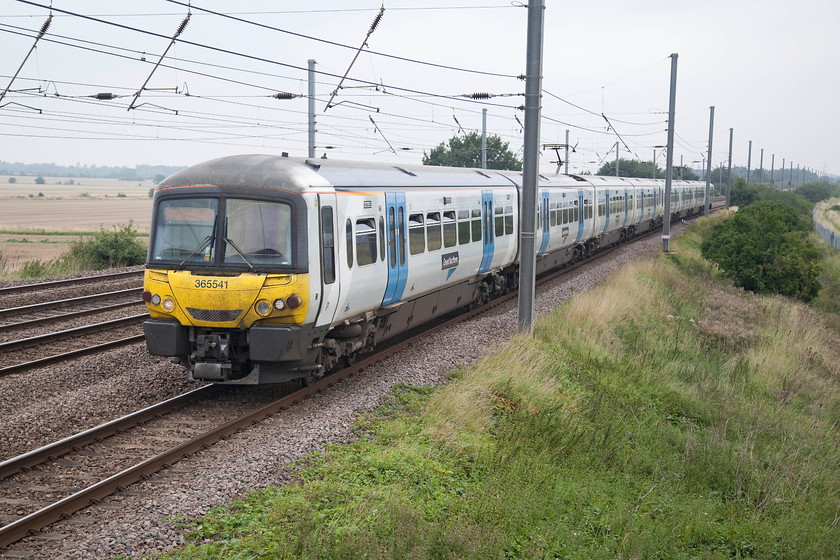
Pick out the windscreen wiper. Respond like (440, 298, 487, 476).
(224, 236, 256, 272)
(176, 235, 213, 270)
(223, 217, 256, 271)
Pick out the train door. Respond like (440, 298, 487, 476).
(479, 190, 495, 273)
(602, 188, 610, 234)
(539, 190, 550, 255)
(575, 189, 585, 243)
(315, 194, 340, 328)
(382, 192, 408, 306)
(623, 187, 629, 227)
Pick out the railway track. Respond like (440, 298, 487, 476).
(0, 314, 147, 377)
(0, 269, 143, 297)
(0, 206, 731, 549)
(0, 288, 143, 331)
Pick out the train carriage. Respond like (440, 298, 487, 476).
(142, 154, 707, 385)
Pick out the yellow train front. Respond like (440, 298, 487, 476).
(142, 155, 324, 384)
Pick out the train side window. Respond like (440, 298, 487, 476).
(427, 212, 442, 251)
(345, 218, 353, 269)
(443, 211, 456, 248)
(504, 204, 514, 235)
(321, 206, 335, 284)
(550, 203, 557, 227)
(409, 213, 425, 255)
(388, 207, 396, 269)
(379, 216, 386, 262)
(355, 218, 377, 266)
(458, 210, 471, 245)
(494, 205, 504, 237)
(398, 206, 407, 266)
(471, 208, 482, 243)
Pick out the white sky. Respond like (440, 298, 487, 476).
(0, 0, 837, 178)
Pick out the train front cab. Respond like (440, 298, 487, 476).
(142, 179, 327, 384)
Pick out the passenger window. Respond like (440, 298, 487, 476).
(471, 208, 482, 243)
(388, 207, 396, 269)
(379, 216, 386, 262)
(495, 206, 504, 237)
(443, 211, 457, 248)
(398, 206, 406, 265)
(321, 206, 335, 284)
(345, 218, 353, 269)
(504, 205, 514, 236)
(355, 218, 377, 266)
(427, 212, 442, 251)
(409, 213, 425, 255)
(458, 210, 471, 245)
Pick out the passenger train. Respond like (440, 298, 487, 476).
(142, 154, 706, 384)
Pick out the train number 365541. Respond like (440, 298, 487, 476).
(195, 279, 229, 289)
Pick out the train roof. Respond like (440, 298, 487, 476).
(158, 153, 703, 194)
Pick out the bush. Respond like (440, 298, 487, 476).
(68, 221, 146, 269)
(701, 201, 821, 301)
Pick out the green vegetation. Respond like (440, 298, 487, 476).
(701, 201, 822, 302)
(154, 219, 840, 560)
(423, 132, 522, 170)
(595, 158, 699, 180)
(0, 222, 147, 279)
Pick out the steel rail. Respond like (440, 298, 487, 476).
(0, 335, 146, 378)
(0, 385, 217, 480)
(0, 313, 147, 353)
(0, 300, 144, 333)
(0, 270, 143, 296)
(0, 288, 141, 318)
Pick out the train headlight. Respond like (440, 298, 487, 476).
(162, 298, 175, 311)
(255, 300, 272, 316)
(151, 294, 161, 305)
(286, 294, 302, 309)
(273, 298, 286, 311)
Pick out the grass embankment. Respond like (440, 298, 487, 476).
(157, 215, 840, 559)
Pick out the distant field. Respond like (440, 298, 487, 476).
(0, 176, 153, 267)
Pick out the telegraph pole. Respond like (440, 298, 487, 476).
(746, 141, 752, 183)
(517, 0, 545, 335)
(662, 53, 678, 253)
(726, 128, 733, 209)
(704, 106, 714, 218)
(564, 129, 570, 174)
(759, 148, 764, 183)
(481, 108, 487, 169)
(308, 59, 316, 158)
(615, 142, 620, 177)
(770, 154, 775, 186)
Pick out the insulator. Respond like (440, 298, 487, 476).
(175, 14, 190, 37)
(369, 8, 384, 33)
(272, 92, 296, 100)
(469, 92, 491, 99)
(38, 14, 53, 37)
(92, 92, 117, 100)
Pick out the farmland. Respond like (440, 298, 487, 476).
(0, 175, 153, 270)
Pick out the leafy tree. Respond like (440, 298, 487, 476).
(701, 201, 821, 302)
(423, 132, 522, 170)
(596, 158, 660, 178)
(7, 177, 16, 184)
(729, 178, 760, 207)
(34, 175, 45, 185)
(794, 181, 833, 203)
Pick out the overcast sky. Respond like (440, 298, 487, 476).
(0, 0, 837, 178)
